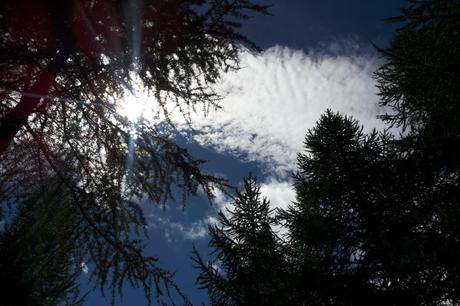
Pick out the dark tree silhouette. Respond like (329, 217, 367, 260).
(193, 1, 460, 304)
(193, 176, 288, 306)
(195, 1, 460, 305)
(375, 0, 460, 169)
(281, 110, 459, 305)
(0, 179, 83, 306)
(278, 2, 460, 304)
(0, 0, 267, 303)
(375, 1, 460, 302)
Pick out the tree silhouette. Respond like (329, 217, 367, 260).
(375, 0, 460, 169)
(0, 179, 83, 306)
(193, 176, 288, 306)
(0, 0, 267, 303)
(281, 110, 458, 305)
(281, 111, 386, 305)
(375, 1, 460, 302)
(195, 1, 460, 305)
(277, 2, 460, 304)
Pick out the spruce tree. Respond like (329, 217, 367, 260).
(375, 0, 460, 302)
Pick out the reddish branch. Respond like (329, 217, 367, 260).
(0, 69, 57, 156)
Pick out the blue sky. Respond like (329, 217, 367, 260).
(84, 0, 406, 304)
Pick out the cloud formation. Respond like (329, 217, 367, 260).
(259, 179, 296, 210)
(154, 44, 389, 240)
(185, 45, 386, 176)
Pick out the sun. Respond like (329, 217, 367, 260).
(114, 73, 185, 127)
(118, 89, 147, 122)
(116, 74, 153, 123)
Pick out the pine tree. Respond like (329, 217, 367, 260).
(193, 176, 288, 306)
(281, 111, 383, 305)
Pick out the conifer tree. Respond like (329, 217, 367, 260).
(375, 0, 460, 169)
(280, 1, 460, 304)
(0, 1, 268, 303)
(196, 1, 460, 305)
(281, 113, 459, 305)
(375, 1, 460, 302)
(0, 180, 83, 306)
(194, 176, 288, 306)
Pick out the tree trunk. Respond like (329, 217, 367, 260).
(0, 69, 56, 156)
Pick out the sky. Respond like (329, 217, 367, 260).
(84, 0, 406, 304)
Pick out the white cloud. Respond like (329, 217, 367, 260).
(184, 220, 208, 240)
(260, 179, 296, 211)
(148, 43, 389, 240)
(146, 210, 217, 242)
(182, 45, 387, 176)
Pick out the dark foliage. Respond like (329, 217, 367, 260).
(280, 1, 460, 303)
(193, 176, 289, 306)
(0, 180, 83, 306)
(193, 1, 460, 305)
(0, 0, 267, 304)
(281, 110, 459, 305)
(375, 0, 460, 169)
(197, 2, 460, 305)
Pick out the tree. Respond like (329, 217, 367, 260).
(281, 111, 389, 305)
(0, 179, 83, 306)
(375, 0, 460, 169)
(193, 176, 289, 306)
(375, 0, 460, 302)
(281, 110, 457, 305)
(0, 0, 268, 303)
(278, 2, 460, 304)
(193, 2, 460, 305)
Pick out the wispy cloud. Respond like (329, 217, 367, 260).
(147, 210, 216, 242)
(183, 45, 386, 177)
(260, 179, 296, 211)
(155, 43, 388, 240)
